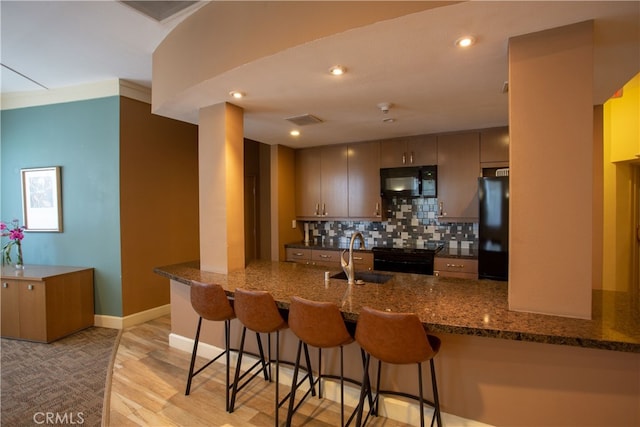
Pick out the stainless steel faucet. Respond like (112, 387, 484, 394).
(341, 231, 365, 285)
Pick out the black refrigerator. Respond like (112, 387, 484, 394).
(478, 176, 509, 281)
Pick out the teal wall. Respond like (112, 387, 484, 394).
(1, 97, 123, 316)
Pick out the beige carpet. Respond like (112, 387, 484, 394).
(1, 327, 121, 427)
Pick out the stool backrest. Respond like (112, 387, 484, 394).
(190, 282, 234, 321)
(234, 288, 287, 333)
(355, 306, 436, 364)
(289, 296, 353, 348)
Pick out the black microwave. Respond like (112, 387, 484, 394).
(380, 165, 437, 198)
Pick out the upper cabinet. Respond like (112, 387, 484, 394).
(437, 132, 480, 220)
(295, 145, 348, 219)
(380, 135, 437, 168)
(480, 126, 510, 165)
(348, 141, 382, 219)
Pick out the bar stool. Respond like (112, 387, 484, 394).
(285, 296, 357, 427)
(354, 306, 442, 427)
(229, 288, 289, 426)
(185, 282, 235, 411)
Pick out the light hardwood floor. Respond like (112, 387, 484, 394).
(107, 315, 414, 426)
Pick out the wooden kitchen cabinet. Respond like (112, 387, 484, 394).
(286, 247, 373, 270)
(348, 141, 382, 219)
(480, 126, 509, 165)
(286, 248, 312, 264)
(437, 132, 480, 220)
(380, 134, 437, 168)
(295, 145, 348, 219)
(1, 265, 94, 343)
(312, 249, 341, 267)
(434, 257, 478, 280)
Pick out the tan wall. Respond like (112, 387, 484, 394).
(170, 279, 640, 426)
(119, 97, 199, 316)
(198, 103, 244, 272)
(508, 21, 594, 318)
(270, 145, 300, 261)
(593, 106, 604, 290)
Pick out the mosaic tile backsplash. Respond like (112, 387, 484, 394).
(306, 197, 478, 249)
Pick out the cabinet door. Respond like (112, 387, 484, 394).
(381, 135, 438, 167)
(380, 139, 408, 168)
(320, 145, 349, 218)
(480, 127, 509, 164)
(407, 135, 438, 166)
(437, 132, 480, 220)
(312, 250, 341, 267)
(295, 148, 322, 218)
(348, 141, 382, 219)
(19, 281, 47, 341)
(1, 280, 20, 338)
(286, 248, 312, 264)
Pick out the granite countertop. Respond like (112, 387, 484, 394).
(1, 265, 93, 280)
(155, 260, 640, 353)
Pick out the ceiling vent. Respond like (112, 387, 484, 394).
(121, 1, 198, 22)
(285, 114, 324, 126)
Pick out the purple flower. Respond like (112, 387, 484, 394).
(0, 222, 6, 231)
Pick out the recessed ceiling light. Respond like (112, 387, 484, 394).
(290, 130, 300, 137)
(455, 36, 476, 48)
(329, 65, 347, 76)
(229, 90, 245, 99)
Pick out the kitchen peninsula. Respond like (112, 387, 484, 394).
(156, 260, 639, 353)
(156, 260, 640, 426)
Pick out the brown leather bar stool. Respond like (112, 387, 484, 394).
(185, 282, 235, 411)
(285, 296, 357, 427)
(229, 288, 289, 426)
(354, 306, 442, 427)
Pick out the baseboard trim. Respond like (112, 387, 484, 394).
(94, 304, 171, 330)
(168, 333, 492, 427)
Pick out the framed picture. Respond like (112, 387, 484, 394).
(21, 166, 63, 232)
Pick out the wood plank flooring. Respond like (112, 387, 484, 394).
(107, 315, 413, 426)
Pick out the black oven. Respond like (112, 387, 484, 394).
(372, 245, 442, 275)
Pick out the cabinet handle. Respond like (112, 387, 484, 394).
(374, 202, 380, 217)
(410, 151, 414, 164)
(402, 153, 406, 165)
(319, 254, 331, 259)
(27, 284, 34, 290)
(2, 282, 7, 288)
(315, 203, 320, 216)
(322, 203, 327, 216)
(446, 263, 465, 268)
(353, 256, 363, 261)
(293, 252, 304, 256)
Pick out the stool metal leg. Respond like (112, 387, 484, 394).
(185, 317, 203, 396)
(285, 340, 303, 427)
(355, 352, 371, 427)
(430, 358, 442, 427)
(418, 363, 425, 427)
(224, 319, 231, 411)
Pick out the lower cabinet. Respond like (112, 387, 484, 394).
(286, 247, 373, 270)
(1, 266, 94, 343)
(434, 257, 478, 280)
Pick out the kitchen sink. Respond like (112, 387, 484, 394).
(330, 271, 394, 284)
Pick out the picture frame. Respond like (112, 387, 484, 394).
(21, 166, 63, 232)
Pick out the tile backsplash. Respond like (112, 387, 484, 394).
(306, 198, 478, 249)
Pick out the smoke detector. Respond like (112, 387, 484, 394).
(377, 102, 392, 114)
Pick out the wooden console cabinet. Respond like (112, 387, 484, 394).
(1, 265, 94, 343)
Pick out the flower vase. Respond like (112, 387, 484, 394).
(15, 241, 24, 269)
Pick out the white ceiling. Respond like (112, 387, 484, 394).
(1, 1, 639, 148)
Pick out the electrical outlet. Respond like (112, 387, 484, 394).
(291, 219, 296, 229)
